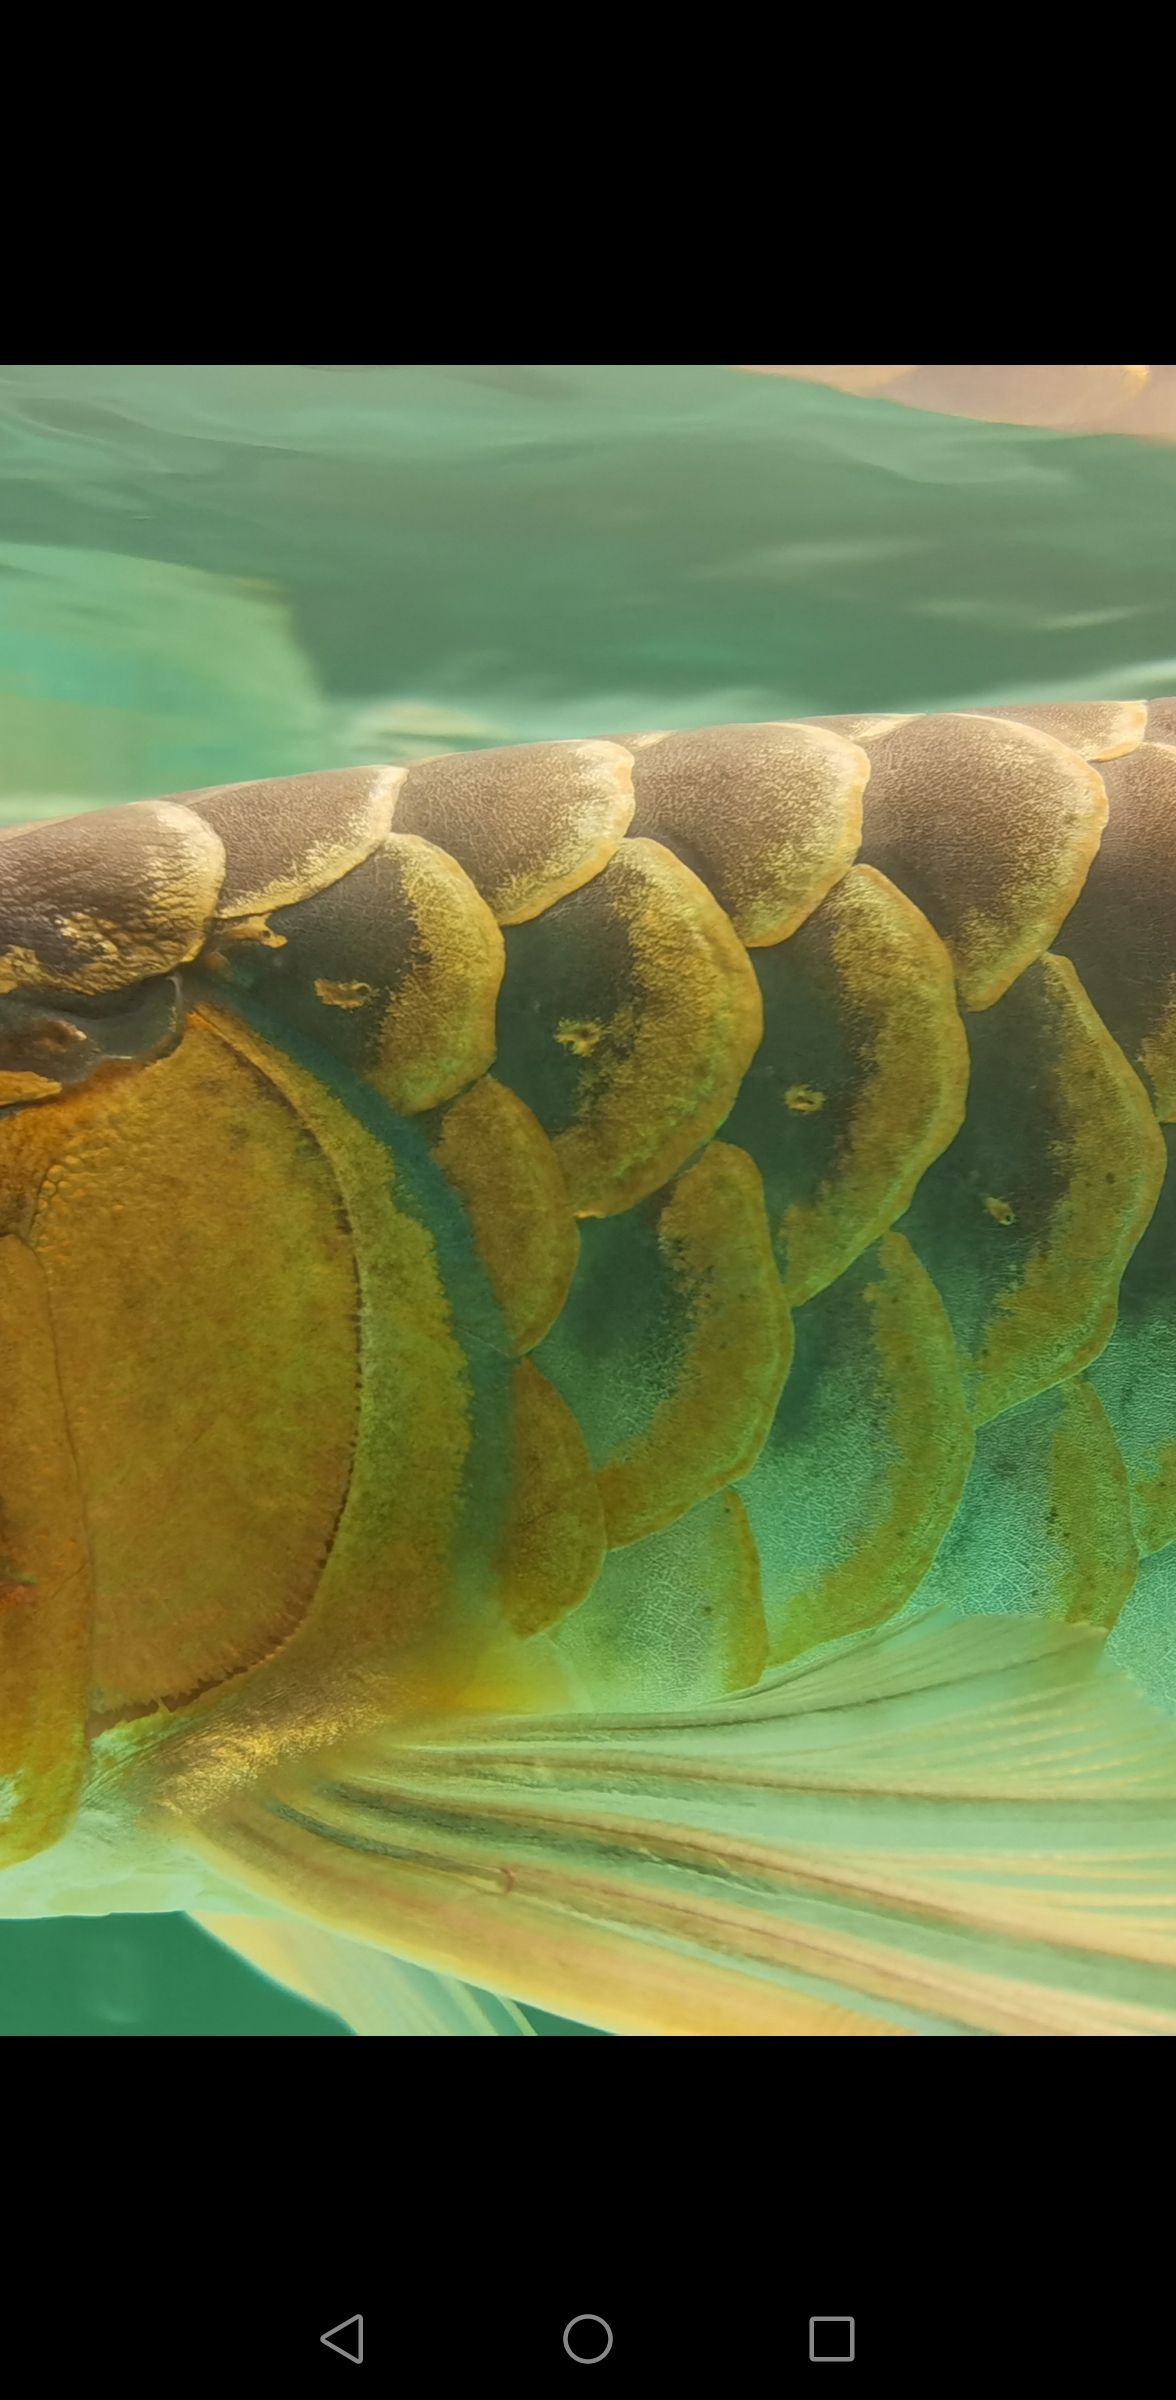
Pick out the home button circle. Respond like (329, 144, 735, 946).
(563, 2315, 614, 2364)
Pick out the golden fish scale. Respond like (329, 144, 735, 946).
(3, 700, 1175, 1764)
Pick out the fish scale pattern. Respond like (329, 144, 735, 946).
(3, 701, 1176, 1781)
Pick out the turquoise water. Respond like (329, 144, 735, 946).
(3, 362, 1176, 2033)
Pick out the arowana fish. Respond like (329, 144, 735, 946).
(4, 700, 1176, 2037)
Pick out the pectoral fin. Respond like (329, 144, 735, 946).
(176, 1612, 1176, 2037)
(192, 1913, 535, 2036)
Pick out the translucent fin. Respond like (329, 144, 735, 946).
(192, 1912, 535, 2035)
(179, 1612, 1176, 2037)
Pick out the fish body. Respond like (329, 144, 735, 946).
(4, 704, 1176, 2034)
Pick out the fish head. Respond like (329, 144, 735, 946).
(0, 776, 552, 1878)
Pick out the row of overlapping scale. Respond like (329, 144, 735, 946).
(2, 700, 1174, 1765)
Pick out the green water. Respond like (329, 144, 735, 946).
(3, 362, 1176, 2033)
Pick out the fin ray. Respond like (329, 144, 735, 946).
(178, 1613, 1176, 2037)
(192, 1912, 535, 2035)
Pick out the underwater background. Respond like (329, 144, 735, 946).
(3, 360, 1176, 2034)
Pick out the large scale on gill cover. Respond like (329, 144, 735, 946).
(4, 702, 1176, 2037)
